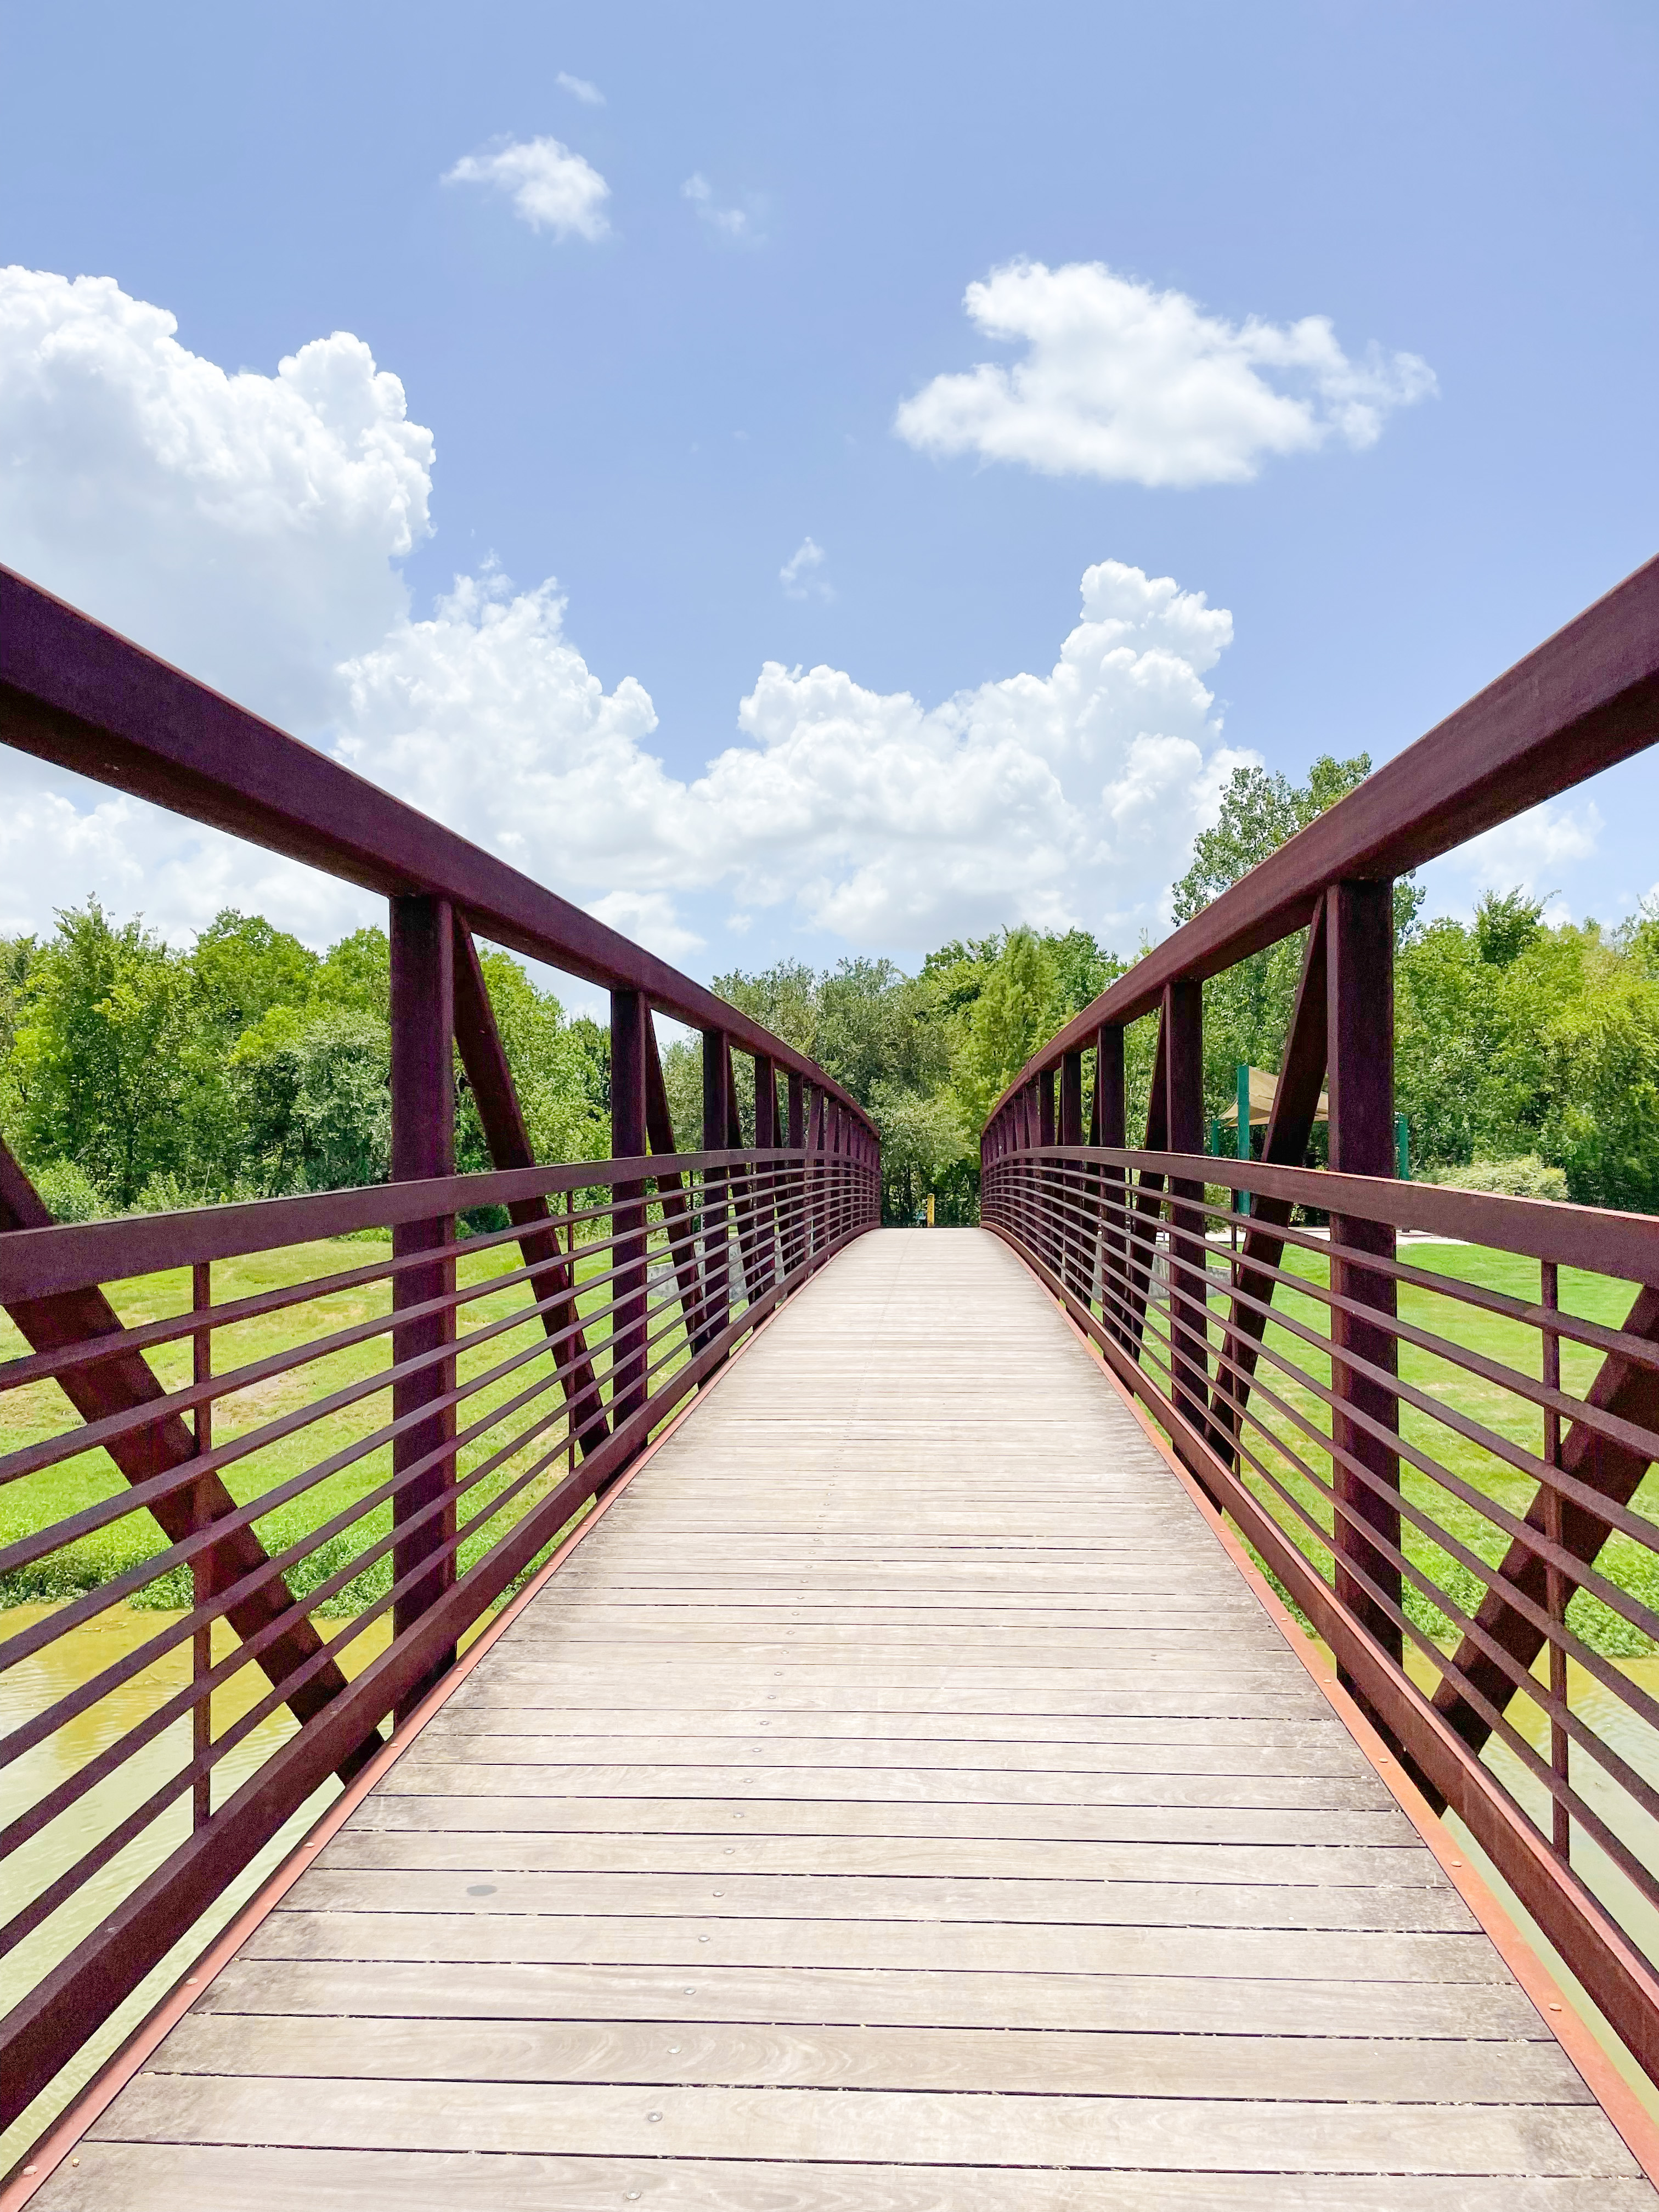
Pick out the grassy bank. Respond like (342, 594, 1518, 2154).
(0, 1232, 642, 1612)
(1214, 1238, 1659, 1658)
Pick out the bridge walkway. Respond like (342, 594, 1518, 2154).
(37, 1230, 1651, 2207)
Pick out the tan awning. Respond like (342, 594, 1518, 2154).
(1218, 1065, 1329, 1128)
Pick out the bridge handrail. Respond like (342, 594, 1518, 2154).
(0, 563, 873, 1133)
(987, 549, 1659, 1112)
(0, 565, 883, 2151)
(984, 1137, 1659, 2087)
(983, 554, 1659, 2093)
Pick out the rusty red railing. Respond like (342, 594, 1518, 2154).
(0, 567, 880, 2140)
(982, 550, 1659, 2090)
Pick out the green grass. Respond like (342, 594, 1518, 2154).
(0, 1229, 689, 1614)
(1191, 1236, 1659, 1659)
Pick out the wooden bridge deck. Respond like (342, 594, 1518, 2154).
(40, 1229, 1652, 2207)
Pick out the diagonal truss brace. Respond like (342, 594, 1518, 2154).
(0, 1141, 379, 1782)
(451, 917, 609, 1459)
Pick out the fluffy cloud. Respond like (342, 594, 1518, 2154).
(1455, 799, 1602, 896)
(0, 267, 1250, 963)
(445, 137, 611, 241)
(896, 259, 1436, 487)
(556, 73, 605, 106)
(0, 267, 432, 729)
(693, 560, 1248, 945)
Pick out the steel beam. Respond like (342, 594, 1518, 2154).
(389, 893, 457, 1719)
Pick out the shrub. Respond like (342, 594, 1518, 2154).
(1429, 1156, 1570, 1201)
(32, 1157, 109, 1222)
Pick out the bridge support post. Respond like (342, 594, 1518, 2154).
(702, 1029, 732, 1345)
(1164, 978, 1210, 1448)
(1059, 1049, 1085, 1303)
(786, 1070, 805, 1273)
(754, 1053, 778, 1296)
(390, 893, 458, 1720)
(611, 990, 650, 1426)
(1096, 1025, 1127, 1344)
(1327, 880, 1403, 1688)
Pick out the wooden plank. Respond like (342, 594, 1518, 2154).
(244, 1909, 1515, 1982)
(368, 1759, 1397, 1809)
(44, 2142, 1659, 2212)
(288, 1865, 1480, 1934)
(151, 2012, 1589, 2103)
(354, 1793, 1417, 1846)
(399, 1734, 1383, 1779)
(319, 1830, 1446, 1887)
(195, 1954, 1558, 2039)
(432, 1704, 1364, 1747)
(86, 2074, 1640, 2174)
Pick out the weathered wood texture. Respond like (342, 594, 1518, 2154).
(50, 1231, 1649, 2207)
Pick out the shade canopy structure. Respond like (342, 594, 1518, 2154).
(1219, 1063, 1330, 1128)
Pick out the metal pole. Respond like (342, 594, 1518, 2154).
(610, 989, 650, 1426)
(1164, 978, 1208, 1437)
(702, 1029, 732, 1342)
(1327, 878, 1403, 1684)
(190, 1259, 212, 1831)
(389, 893, 457, 1722)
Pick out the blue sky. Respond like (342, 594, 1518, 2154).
(2, 1, 1656, 992)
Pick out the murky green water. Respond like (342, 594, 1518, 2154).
(0, 1602, 390, 2170)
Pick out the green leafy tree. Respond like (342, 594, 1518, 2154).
(1173, 754, 1424, 1121)
(10, 902, 190, 1206)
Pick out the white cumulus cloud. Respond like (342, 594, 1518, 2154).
(0, 266, 432, 730)
(1455, 799, 1602, 896)
(556, 72, 605, 106)
(445, 136, 611, 241)
(0, 266, 1251, 963)
(896, 259, 1436, 487)
(691, 560, 1249, 946)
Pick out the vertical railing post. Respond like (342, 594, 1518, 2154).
(702, 1028, 732, 1345)
(190, 1259, 213, 1830)
(1541, 1257, 1571, 1861)
(565, 1186, 577, 1474)
(786, 1070, 805, 1274)
(754, 1052, 778, 1297)
(611, 989, 650, 1427)
(1097, 1025, 1127, 1345)
(828, 1100, 842, 1244)
(1164, 977, 1209, 1440)
(1327, 878, 1403, 1686)
(1059, 1048, 1084, 1301)
(390, 893, 456, 1721)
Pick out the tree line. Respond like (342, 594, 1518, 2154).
(5, 751, 1658, 1226)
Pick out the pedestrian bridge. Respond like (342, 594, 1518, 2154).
(6, 557, 1659, 2202)
(19, 1233, 1653, 2205)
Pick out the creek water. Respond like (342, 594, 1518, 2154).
(1, 1601, 390, 2169)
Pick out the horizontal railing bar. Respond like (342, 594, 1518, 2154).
(1029, 1155, 1659, 1373)
(1005, 1143, 1659, 1285)
(0, 1147, 849, 1301)
(0, 565, 877, 1134)
(987, 1207, 1659, 2081)
(0, 1207, 871, 2128)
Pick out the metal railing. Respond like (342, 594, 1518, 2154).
(0, 566, 881, 2137)
(980, 549, 1659, 2090)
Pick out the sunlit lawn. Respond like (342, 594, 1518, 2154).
(1197, 1235, 1659, 1657)
(0, 1229, 695, 1613)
